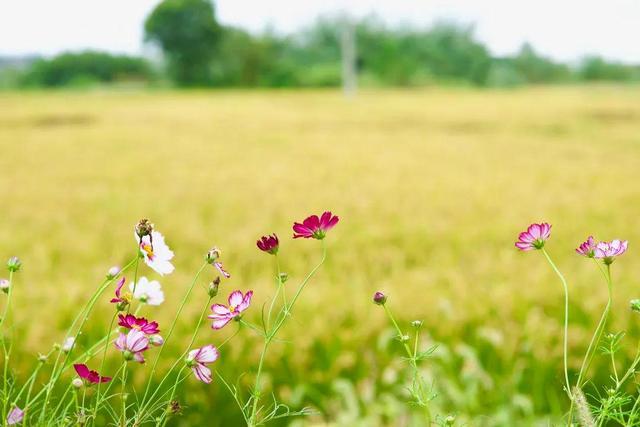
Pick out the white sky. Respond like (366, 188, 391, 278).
(0, 0, 639, 63)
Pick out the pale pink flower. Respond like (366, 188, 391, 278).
(114, 329, 149, 363)
(208, 290, 253, 330)
(186, 344, 219, 383)
(136, 230, 174, 276)
(515, 223, 551, 251)
(7, 406, 23, 425)
(576, 236, 597, 258)
(594, 239, 628, 264)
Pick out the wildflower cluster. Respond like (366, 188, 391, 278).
(515, 221, 636, 425)
(0, 213, 338, 426)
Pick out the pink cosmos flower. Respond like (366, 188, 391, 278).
(208, 290, 253, 330)
(73, 363, 112, 384)
(257, 234, 279, 254)
(118, 314, 160, 335)
(186, 344, 219, 384)
(515, 223, 551, 251)
(110, 277, 128, 305)
(137, 230, 175, 276)
(114, 329, 149, 363)
(7, 406, 23, 425)
(213, 261, 230, 279)
(594, 239, 628, 264)
(293, 211, 339, 240)
(205, 247, 231, 278)
(576, 236, 597, 258)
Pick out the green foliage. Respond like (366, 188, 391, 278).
(579, 56, 640, 81)
(19, 51, 152, 88)
(144, 0, 222, 86)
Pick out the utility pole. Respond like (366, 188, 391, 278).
(341, 18, 357, 98)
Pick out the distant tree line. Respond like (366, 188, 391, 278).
(2, 0, 639, 89)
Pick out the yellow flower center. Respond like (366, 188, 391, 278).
(141, 243, 154, 260)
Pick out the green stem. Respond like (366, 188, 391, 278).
(540, 248, 572, 400)
(138, 262, 208, 414)
(120, 360, 128, 427)
(1, 270, 15, 420)
(91, 311, 119, 420)
(576, 262, 612, 388)
(38, 257, 136, 422)
(247, 241, 327, 426)
(382, 303, 432, 424)
(136, 296, 213, 419)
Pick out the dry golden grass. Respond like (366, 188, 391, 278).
(1, 86, 640, 424)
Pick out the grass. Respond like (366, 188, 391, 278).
(1, 85, 640, 425)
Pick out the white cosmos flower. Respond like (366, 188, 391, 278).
(136, 230, 174, 276)
(129, 277, 164, 306)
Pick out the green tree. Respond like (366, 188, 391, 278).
(144, 0, 221, 86)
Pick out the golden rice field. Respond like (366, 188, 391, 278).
(1, 86, 640, 425)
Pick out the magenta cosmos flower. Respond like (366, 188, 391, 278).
(110, 277, 129, 309)
(114, 329, 149, 363)
(576, 236, 597, 258)
(257, 234, 279, 254)
(293, 211, 339, 240)
(208, 290, 253, 330)
(594, 239, 628, 264)
(186, 344, 220, 383)
(515, 223, 551, 251)
(118, 314, 160, 335)
(74, 363, 112, 384)
(7, 406, 23, 425)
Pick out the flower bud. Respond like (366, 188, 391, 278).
(72, 378, 84, 389)
(169, 400, 181, 414)
(149, 334, 164, 347)
(399, 334, 410, 342)
(135, 219, 153, 239)
(62, 337, 75, 353)
(7, 257, 21, 273)
(279, 272, 289, 284)
(106, 266, 120, 280)
(38, 353, 48, 363)
(373, 291, 387, 305)
(411, 320, 423, 328)
(444, 415, 456, 426)
(631, 299, 640, 313)
(208, 277, 220, 298)
(0, 279, 9, 294)
(206, 247, 222, 264)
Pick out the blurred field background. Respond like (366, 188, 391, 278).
(1, 85, 640, 425)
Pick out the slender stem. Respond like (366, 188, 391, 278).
(138, 262, 208, 413)
(128, 256, 140, 315)
(1, 270, 15, 420)
(540, 248, 572, 400)
(575, 262, 612, 389)
(382, 303, 431, 424)
(38, 257, 136, 422)
(92, 311, 119, 420)
(120, 360, 128, 427)
(247, 241, 327, 426)
(136, 296, 213, 418)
